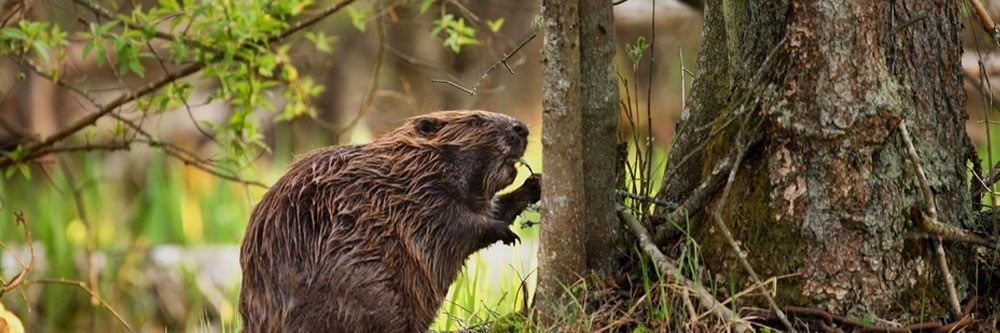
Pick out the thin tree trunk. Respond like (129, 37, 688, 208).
(536, 0, 624, 315)
(537, 0, 587, 311)
(579, 0, 625, 279)
(659, 1, 975, 317)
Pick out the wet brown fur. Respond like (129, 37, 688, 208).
(239, 110, 540, 332)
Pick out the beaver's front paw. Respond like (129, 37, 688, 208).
(489, 220, 520, 245)
(519, 174, 541, 203)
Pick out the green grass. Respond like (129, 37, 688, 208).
(0, 150, 260, 331)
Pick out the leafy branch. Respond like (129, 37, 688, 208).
(0, 0, 360, 174)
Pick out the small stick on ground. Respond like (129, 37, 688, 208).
(618, 205, 753, 333)
(708, 119, 796, 333)
(898, 122, 963, 318)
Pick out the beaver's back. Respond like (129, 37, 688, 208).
(239, 145, 435, 332)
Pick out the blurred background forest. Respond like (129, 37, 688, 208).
(1, 0, 1000, 332)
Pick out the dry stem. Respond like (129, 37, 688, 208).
(431, 32, 537, 96)
(898, 122, 963, 318)
(617, 205, 752, 333)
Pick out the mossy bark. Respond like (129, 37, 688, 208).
(660, 1, 975, 318)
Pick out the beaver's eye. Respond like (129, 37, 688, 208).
(415, 118, 443, 137)
(468, 117, 484, 127)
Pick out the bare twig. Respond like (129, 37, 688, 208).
(0, 61, 200, 170)
(898, 123, 991, 242)
(616, 190, 677, 210)
(617, 205, 752, 333)
(59, 159, 102, 308)
(898, 122, 964, 318)
(971, 10, 1000, 242)
(933, 237, 961, 318)
(120, 124, 267, 189)
(341, 0, 386, 136)
(385, 45, 462, 82)
(0, 211, 35, 297)
(20, 55, 266, 188)
(431, 32, 537, 96)
(24, 278, 134, 332)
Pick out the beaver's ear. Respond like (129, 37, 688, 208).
(415, 118, 443, 137)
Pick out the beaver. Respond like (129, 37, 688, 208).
(239, 110, 540, 332)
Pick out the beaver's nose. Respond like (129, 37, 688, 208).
(512, 122, 529, 138)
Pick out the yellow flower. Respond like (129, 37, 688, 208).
(0, 302, 25, 333)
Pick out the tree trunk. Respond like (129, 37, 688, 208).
(536, 0, 624, 313)
(658, 1, 976, 317)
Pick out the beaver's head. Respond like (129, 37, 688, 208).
(391, 110, 529, 197)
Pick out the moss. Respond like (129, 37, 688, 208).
(895, 238, 969, 321)
(693, 150, 810, 306)
(722, 0, 746, 69)
(894, 270, 948, 322)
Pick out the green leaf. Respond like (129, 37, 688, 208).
(627, 36, 649, 64)
(17, 164, 30, 180)
(487, 18, 504, 33)
(346, 5, 369, 32)
(98, 21, 118, 35)
(32, 40, 50, 60)
(1, 27, 26, 41)
(129, 59, 146, 77)
(305, 31, 335, 53)
(419, 0, 433, 14)
(160, 0, 180, 11)
(431, 15, 479, 53)
(83, 39, 95, 59)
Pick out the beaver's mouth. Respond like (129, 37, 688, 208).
(504, 157, 533, 173)
(485, 152, 523, 194)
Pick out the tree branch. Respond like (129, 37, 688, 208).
(0, 0, 359, 169)
(431, 32, 537, 96)
(69, 0, 219, 54)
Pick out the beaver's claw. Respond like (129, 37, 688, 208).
(499, 228, 520, 245)
(490, 220, 520, 245)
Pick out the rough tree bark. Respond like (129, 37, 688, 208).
(657, 1, 977, 318)
(536, 0, 624, 313)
